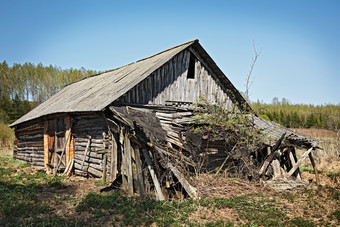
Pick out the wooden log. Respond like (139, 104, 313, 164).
(74, 146, 105, 153)
(15, 123, 44, 132)
(111, 133, 118, 182)
(74, 162, 102, 177)
(80, 137, 91, 170)
(53, 132, 58, 176)
(142, 149, 165, 201)
(124, 133, 134, 196)
(259, 148, 281, 176)
(167, 162, 197, 199)
(74, 142, 104, 148)
(64, 159, 74, 176)
(308, 152, 320, 184)
(288, 149, 301, 180)
(75, 151, 103, 159)
(271, 159, 282, 179)
(134, 147, 145, 198)
(102, 154, 107, 183)
(17, 141, 44, 147)
(74, 159, 103, 172)
(288, 147, 314, 176)
(120, 129, 127, 191)
(75, 155, 101, 164)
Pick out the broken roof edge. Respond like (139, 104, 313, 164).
(252, 115, 320, 149)
(9, 109, 105, 128)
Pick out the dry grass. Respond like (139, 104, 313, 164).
(0, 128, 339, 226)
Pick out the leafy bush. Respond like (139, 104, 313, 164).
(192, 94, 265, 178)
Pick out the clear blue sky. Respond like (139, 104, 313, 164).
(1, 0, 339, 105)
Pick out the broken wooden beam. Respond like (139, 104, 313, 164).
(142, 149, 165, 201)
(80, 136, 91, 170)
(308, 152, 320, 184)
(167, 162, 197, 199)
(288, 147, 314, 176)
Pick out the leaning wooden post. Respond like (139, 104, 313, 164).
(288, 147, 314, 176)
(308, 152, 320, 184)
(167, 162, 198, 199)
(43, 121, 50, 174)
(124, 132, 134, 196)
(102, 154, 107, 184)
(134, 147, 145, 198)
(142, 149, 165, 201)
(110, 133, 118, 182)
(80, 136, 91, 170)
(53, 131, 58, 176)
(288, 147, 301, 180)
(119, 128, 127, 191)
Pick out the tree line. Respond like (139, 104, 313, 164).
(251, 98, 340, 131)
(0, 61, 97, 124)
(0, 61, 339, 131)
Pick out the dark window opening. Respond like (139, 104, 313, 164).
(187, 54, 196, 79)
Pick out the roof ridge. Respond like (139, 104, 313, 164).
(64, 39, 199, 88)
(135, 39, 198, 63)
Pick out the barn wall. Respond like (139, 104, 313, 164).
(14, 120, 45, 168)
(117, 50, 234, 109)
(72, 113, 113, 178)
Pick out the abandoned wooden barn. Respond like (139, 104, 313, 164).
(10, 40, 319, 199)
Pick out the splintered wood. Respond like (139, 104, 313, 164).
(13, 105, 320, 199)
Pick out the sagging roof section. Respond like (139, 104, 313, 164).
(252, 115, 319, 148)
(11, 39, 249, 127)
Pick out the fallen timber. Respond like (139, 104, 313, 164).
(12, 104, 320, 199)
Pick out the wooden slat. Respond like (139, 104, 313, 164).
(308, 152, 320, 184)
(167, 162, 197, 199)
(288, 147, 314, 176)
(124, 132, 134, 196)
(142, 149, 164, 201)
(80, 137, 91, 170)
(110, 134, 118, 181)
(134, 147, 145, 197)
(288, 149, 301, 180)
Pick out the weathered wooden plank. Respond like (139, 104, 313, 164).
(259, 149, 281, 176)
(271, 159, 282, 179)
(124, 133, 134, 196)
(288, 149, 301, 180)
(120, 129, 127, 191)
(134, 147, 145, 197)
(74, 162, 102, 177)
(308, 152, 320, 184)
(142, 149, 164, 201)
(80, 137, 91, 170)
(102, 154, 107, 183)
(288, 147, 314, 176)
(110, 133, 118, 182)
(167, 162, 197, 199)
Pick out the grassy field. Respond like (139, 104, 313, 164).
(0, 129, 339, 226)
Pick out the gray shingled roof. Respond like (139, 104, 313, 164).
(10, 40, 249, 127)
(10, 41, 195, 126)
(252, 115, 318, 148)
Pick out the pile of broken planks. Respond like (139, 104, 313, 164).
(259, 133, 320, 190)
(71, 106, 199, 200)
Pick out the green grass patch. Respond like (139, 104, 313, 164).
(76, 191, 197, 226)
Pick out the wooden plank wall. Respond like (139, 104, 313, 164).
(72, 114, 113, 178)
(117, 50, 234, 109)
(14, 121, 45, 168)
